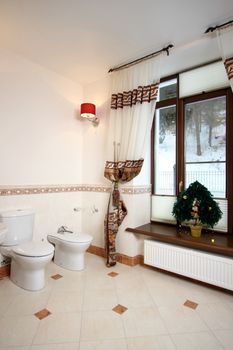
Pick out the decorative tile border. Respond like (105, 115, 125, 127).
(0, 184, 151, 196)
(121, 185, 151, 195)
(0, 184, 111, 196)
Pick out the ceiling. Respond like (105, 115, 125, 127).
(0, 0, 233, 85)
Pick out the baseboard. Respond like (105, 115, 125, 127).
(87, 244, 144, 266)
(0, 264, 10, 278)
(87, 245, 106, 258)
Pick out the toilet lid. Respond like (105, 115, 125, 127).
(48, 232, 92, 243)
(13, 241, 54, 257)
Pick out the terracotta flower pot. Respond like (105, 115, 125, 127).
(190, 225, 202, 238)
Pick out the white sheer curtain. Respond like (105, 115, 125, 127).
(217, 24, 233, 92)
(107, 54, 162, 162)
(104, 54, 163, 267)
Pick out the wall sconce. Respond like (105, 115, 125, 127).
(80, 103, 99, 126)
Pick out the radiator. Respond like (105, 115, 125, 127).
(144, 240, 233, 291)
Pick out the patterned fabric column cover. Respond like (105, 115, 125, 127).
(104, 159, 144, 266)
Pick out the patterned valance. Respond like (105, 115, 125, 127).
(224, 56, 233, 80)
(104, 159, 144, 182)
(111, 83, 159, 109)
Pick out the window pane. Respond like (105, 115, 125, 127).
(151, 195, 176, 223)
(154, 105, 176, 195)
(158, 79, 177, 101)
(185, 96, 226, 198)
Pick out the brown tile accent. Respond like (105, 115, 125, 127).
(87, 245, 106, 258)
(0, 264, 10, 278)
(108, 272, 119, 277)
(87, 245, 144, 267)
(116, 253, 144, 266)
(34, 308, 51, 320)
(51, 274, 63, 280)
(112, 304, 128, 314)
(184, 299, 198, 310)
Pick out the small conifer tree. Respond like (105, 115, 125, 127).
(172, 181, 222, 228)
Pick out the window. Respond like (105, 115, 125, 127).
(151, 64, 233, 234)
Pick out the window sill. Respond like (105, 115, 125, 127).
(126, 223, 233, 257)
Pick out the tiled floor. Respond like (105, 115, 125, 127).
(0, 253, 233, 349)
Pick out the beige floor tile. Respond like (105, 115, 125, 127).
(142, 268, 181, 289)
(0, 315, 39, 347)
(214, 292, 233, 310)
(31, 343, 79, 350)
(0, 278, 28, 296)
(5, 291, 50, 316)
(79, 339, 128, 350)
(1, 254, 231, 349)
(158, 305, 208, 334)
(85, 272, 115, 290)
(33, 312, 81, 344)
(126, 335, 176, 350)
(46, 290, 83, 313)
(197, 302, 233, 330)
(0, 294, 16, 316)
(0, 347, 30, 350)
(114, 272, 144, 290)
(117, 284, 154, 308)
(122, 306, 168, 337)
(214, 329, 233, 350)
(51, 273, 85, 292)
(83, 286, 118, 311)
(171, 331, 224, 350)
(173, 282, 225, 305)
(147, 283, 187, 308)
(81, 310, 125, 341)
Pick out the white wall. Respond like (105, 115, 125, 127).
(0, 49, 83, 185)
(0, 50, 84, 263)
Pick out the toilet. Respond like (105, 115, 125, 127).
(47, 231, 93, 271)
(0, 209, 54, 291)
(0, 223, 7, 243)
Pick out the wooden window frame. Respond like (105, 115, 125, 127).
(151, 77, 233, 235)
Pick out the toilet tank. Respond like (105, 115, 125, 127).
(0, 209, 35, 246)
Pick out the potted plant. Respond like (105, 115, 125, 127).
(172, 181, 222, 237)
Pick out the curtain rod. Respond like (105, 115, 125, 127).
(205, 19, 233, 33)
(108, 44, 174, 73)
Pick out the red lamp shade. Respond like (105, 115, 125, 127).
(80, 103, 96, 120)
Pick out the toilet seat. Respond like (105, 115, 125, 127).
(12, 241, 54, 258)
(48, 232, 92, 244)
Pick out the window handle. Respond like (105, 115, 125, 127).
(179, 180, 183, 193)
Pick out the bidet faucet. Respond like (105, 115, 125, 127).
(57, 226, 73, 234)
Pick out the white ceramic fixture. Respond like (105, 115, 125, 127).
(0, 223, 7, 243)
(47, 232, 93, 270)
(0, 209, 54, 291)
